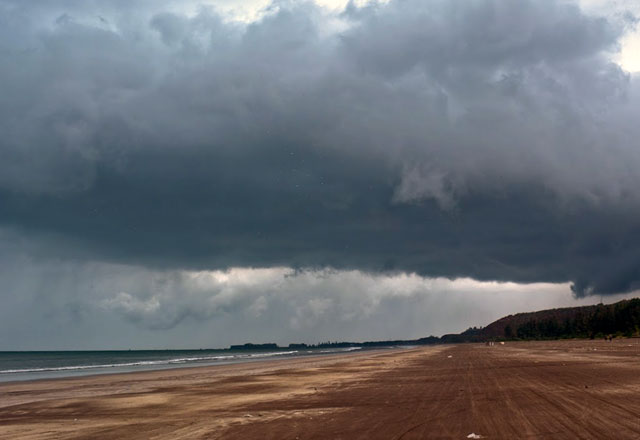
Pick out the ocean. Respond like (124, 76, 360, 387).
(0, 347, 363, 383)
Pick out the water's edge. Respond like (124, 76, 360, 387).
(0, 347, 369, 383)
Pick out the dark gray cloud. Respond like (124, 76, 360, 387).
(1, 0, 639, 298)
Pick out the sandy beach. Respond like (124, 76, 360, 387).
(2, 340, 640, 439)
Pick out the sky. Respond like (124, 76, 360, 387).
(1, 0, 639, 350)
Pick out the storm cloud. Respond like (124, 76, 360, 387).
(1, 0, 640, 308)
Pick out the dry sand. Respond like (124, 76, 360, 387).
(2, 340, 640, 439)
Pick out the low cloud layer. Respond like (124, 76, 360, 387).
(3, 254, 620, 350)
(1, 0, 640, 319)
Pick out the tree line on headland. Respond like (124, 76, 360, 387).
(424, 298, 640, 343)
(462, 297, 640, 342)
(229, 298, 640, 350)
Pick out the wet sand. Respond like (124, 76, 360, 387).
(2, 340, 640, 439)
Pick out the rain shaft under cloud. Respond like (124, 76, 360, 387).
(0, 254, 601, 349)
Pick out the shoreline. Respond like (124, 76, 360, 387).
(0, 346, 389, 385)
(3, 340, 640, 439)
(0, 346, 412, 408)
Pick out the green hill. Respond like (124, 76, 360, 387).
(471, 298, 640, 341)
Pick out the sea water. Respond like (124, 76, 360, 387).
(0, 347, 362, 383)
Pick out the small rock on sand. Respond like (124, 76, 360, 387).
(467, 434, 483, 439)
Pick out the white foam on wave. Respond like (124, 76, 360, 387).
(0, 351, 301, 375)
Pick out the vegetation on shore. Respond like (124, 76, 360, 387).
(469, 297, 640, 341)
(427, 298, 640, 343)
